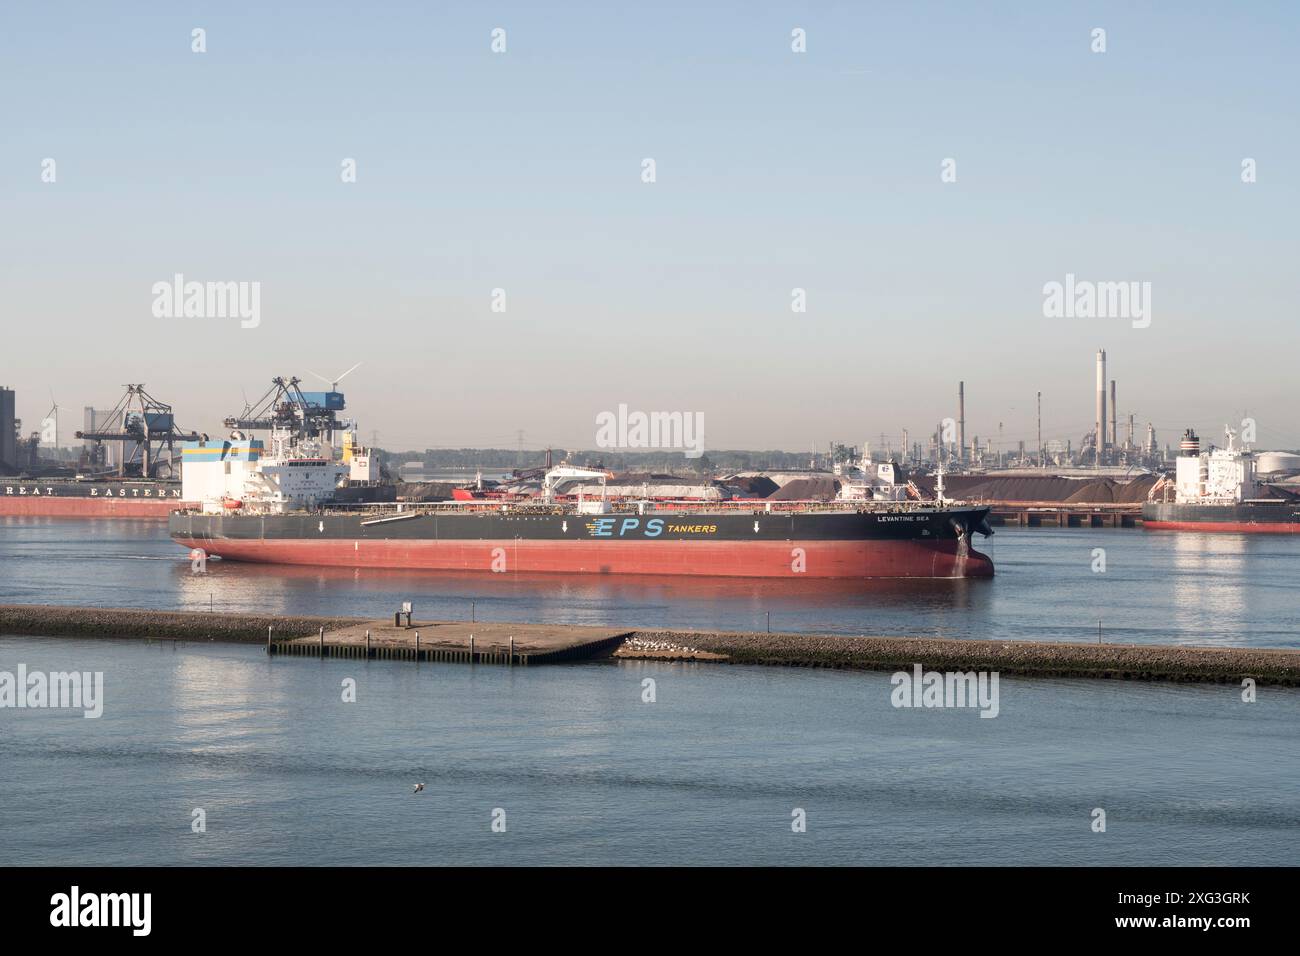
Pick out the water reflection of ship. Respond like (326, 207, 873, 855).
(1168, 530, 1250, 642)
(176, 558, 989, 614)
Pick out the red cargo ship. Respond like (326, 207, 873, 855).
(1142, 428, 1300, 533)
(0, 478, 194, 517)
(171, 502, 995, 579)
(170, 444, 995, 579)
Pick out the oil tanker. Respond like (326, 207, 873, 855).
(1142, 428, 1300, 532)
(168, 438, 994, 579)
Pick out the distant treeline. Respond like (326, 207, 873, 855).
(380, 448, 818, 473)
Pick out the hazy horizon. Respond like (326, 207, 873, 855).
(5, 2, 1298, 454)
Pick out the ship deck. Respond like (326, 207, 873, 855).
(174, 498, 987, 519)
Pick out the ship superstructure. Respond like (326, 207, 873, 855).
(1143, 427, 1300, 532)
(181, 429, 347, 515)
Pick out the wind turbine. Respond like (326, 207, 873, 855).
(305, 362, 363, 392)
(43, 389, 59, 450)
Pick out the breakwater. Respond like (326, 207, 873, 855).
(2, 604, 1297, 685)
(621, 629, 1300, 685)
(0, 604, 361, 643)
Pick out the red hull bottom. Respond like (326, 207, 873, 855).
(174, 537, 995, 579)
(1143, 520, 1300, 534)
(0, 499, 194, 518)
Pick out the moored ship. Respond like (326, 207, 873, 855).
(1142, 428, 1300, 533)
(0, 477, 192, 517)
(169, 438, 995, 579)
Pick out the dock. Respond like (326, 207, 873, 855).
(984, 502, 1141, 528)
(269, 620, 632, 665)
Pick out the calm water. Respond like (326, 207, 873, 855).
(3, 519, 1297, 865)
(2, 635, 1296, 866)
(1, 517, 1299, 647)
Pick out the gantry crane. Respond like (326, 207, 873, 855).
(75, 384, 202, 478)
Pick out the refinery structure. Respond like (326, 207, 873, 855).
(884, 350, 1160, 473)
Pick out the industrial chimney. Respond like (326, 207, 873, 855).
(1095, 349, 1107, 465)
(1036, 390, 1042, 468)
(1110, 379, 1117, 450)
(958, 381, 966, 465)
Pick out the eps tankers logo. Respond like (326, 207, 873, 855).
(584, 518, 718, 537)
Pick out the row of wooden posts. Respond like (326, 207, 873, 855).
(265, 626, 526, 665)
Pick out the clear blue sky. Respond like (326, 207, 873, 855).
(3, 1, 1297, 453)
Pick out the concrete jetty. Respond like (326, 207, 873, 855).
(270, 619, 632, 665)
(2, 604, 1298, 685)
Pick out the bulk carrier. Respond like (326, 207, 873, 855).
(1142, 427, 1300, 532)
(0, 478, 190, 517)
(169, 435, 995, 579)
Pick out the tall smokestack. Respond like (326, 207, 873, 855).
(1036, 390, 1042, 468)
(1095, 349, 1107, 465)
(958, 381, 966, 465)
(1110, 379, 1117, 449)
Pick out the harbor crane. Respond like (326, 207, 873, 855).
(75, 384, 201, 478)
(224, 376, 347, 449)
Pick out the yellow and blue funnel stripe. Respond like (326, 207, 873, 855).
(181, 440, 263, 462)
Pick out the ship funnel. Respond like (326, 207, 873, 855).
(1179, 429, 1200, 456)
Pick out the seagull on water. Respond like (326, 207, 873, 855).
(412, 782, 425, 794)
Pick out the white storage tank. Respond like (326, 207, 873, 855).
(1256, 451, 1300, 475)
